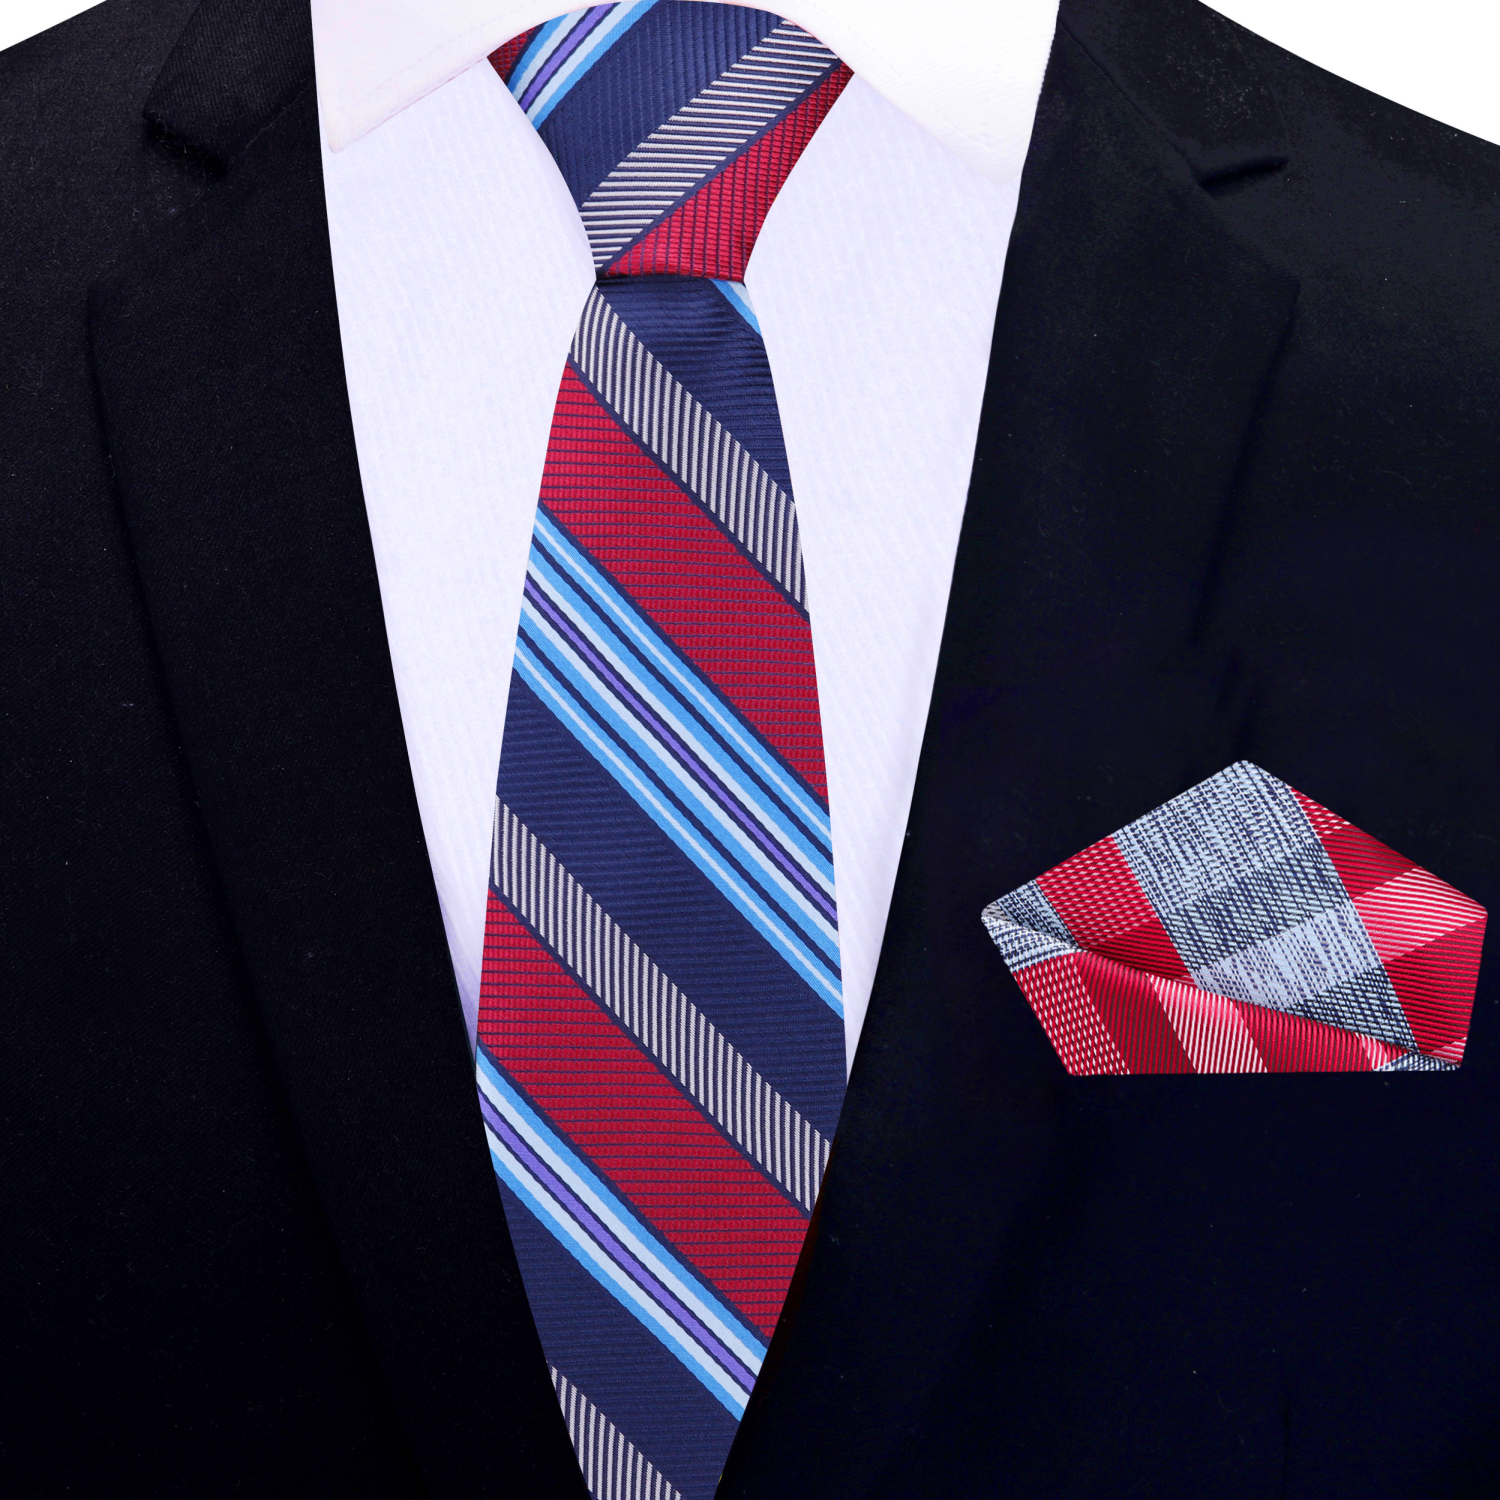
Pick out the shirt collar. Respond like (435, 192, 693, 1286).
(311, 0, 1059, 184)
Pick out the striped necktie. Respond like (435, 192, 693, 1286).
(476, 8, 852, 1498)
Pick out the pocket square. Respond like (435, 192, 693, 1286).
(982, 762, 1485, 1074)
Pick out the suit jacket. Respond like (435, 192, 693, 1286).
(3, 0, 1498, 1494)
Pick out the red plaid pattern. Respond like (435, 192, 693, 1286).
(983, 763, 1485, 1074)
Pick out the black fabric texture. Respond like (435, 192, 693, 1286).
(2, 1, 583, 1496)
(1, 2, 417, 1495)
(3, 0, 1498, 1495)
(144, 0, 312, 166)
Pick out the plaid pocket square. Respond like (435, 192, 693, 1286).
(982, 762, 1486, 1074)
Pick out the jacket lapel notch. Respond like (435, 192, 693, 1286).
(1061, 0, 1291, 185)
(144, 0, 314, 169)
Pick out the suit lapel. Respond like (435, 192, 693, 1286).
(90, 5, 582, 1495)
(724, 5, 1300, 1496)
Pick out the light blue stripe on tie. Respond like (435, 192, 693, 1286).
(477, 1050, 764, 1416)
(526, 2, 660, 127)
(517, 593, 839, 955)
(512, 634, 845, 1015)
(712, 279, 762, 336)
(513, 600, 840, 964)
(511, 625, 844, 1002)
(532, 510, 829, 852)
(508, 12, 574, 98)
(525, 540, 834, 885)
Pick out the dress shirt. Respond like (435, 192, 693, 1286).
(312, 0, 1057, 1066)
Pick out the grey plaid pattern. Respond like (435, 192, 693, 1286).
(979, 907, 1077, 971)
(1111, 763, 1415, 1047)
(982, 762, 1483, 1075)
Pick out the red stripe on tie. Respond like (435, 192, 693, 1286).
(541, 366, 828, 798)
(479, 895, 811, 1336)
(604, 64, 853, 280)
(487, 27, 540, 84)
(1036, 836, 1193, 983)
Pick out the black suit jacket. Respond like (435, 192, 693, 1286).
(4, 0, 1498, 1494)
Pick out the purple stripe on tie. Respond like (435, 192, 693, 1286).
(518, 6, 614, 111)
(514, 628, 842, 993)
(531, 527, 832, 859)
(523, 575, 838, 927)
(479, 1088, 760, 1395)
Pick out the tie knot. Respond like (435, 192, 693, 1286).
(491, 3, 851, 281)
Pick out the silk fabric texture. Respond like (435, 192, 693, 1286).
(984, 762, 1486, 1076)
(477, 9, 851, 1497)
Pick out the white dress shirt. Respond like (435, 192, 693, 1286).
(312, 0, 1057, 1067)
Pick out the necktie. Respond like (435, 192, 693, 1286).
(477, 9, 851, 1497)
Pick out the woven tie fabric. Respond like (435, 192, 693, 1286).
(477, 10, 852, 1499)
(983, 762, 1486, 1075)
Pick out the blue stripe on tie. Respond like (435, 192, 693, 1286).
(509, 13, 574, 98)
(532, 510, 827, 843)
(513, 9, 605, 108)
(477, 1048, 765, 1416)
(515, 586, 837, 951)
(537, 4, 784, 208)
(514, 8, 610, 111)
(599, 277, 789, 492)
(512, 629, 844, 1015)
(518, 580, 838, 935)
(498, 1178, 738, 1500)
(526, 530, 832, 878)
(522, 550, 830, 883)
(521, 2, 662, 128)
(496, 676, 848, 1137)
(712, 278, 762, 336)
(492, 797, 836, 1209)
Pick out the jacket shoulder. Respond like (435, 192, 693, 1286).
(1061, 0, 1500, 345)
(1062, 0, 1500, 191)
(0, 0, 195, 151)
(1, 0, 203, 295)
